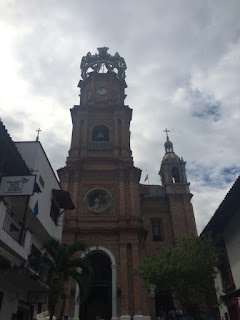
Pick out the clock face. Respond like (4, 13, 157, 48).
(96, 87, 107, 96)
(85, 188, 112, 213)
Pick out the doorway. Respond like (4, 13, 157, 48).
(80, 252, 112, 320)
(155, 291, 174, 317)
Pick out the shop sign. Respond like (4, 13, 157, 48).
(0, 175, 36, 196)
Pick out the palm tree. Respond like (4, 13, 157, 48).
(42, 238, 92, 320)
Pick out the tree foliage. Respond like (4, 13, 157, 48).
(42, 238, 92, 320)
(137, 235, 220, 316)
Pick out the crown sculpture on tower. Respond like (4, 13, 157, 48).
(80, 47, 127, 81)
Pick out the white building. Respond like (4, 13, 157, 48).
(0, 121, 74, 320)
(202, 175, 240, 320)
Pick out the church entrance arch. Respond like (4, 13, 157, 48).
(77, 246, 116, 320)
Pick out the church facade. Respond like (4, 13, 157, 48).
(58, 47, 197, 320)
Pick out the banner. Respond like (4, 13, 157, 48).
(0, 175, 36, 196)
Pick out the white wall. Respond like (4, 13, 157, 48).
(214, 209, 240, 319)
(0, 141, 64, 320)
(214, 271, 229, 319)
(15, 141, 63, 241)
(224, 209, 240, 289)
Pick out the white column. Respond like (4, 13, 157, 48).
(73, 283, 80, 320)
(112, 264, 117, 320)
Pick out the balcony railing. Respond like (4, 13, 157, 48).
(3, 208, 25, 245)
(89, 141, 110, 151)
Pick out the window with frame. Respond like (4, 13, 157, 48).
(152, 219, 163, 241)
(50, 199, 60, 225)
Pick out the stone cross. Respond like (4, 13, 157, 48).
(163, 128, 170, 138)
(36, 128, 42, 141)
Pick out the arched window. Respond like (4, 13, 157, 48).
(172, 167, 180, 183)
(92, 125, 109, 142)
(152, 219, 164, 241)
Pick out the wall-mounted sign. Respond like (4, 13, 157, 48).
(0, 175, 36, 196)
(27, 291, 48, 304)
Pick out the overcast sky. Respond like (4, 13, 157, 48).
(1, 0, 239, 233)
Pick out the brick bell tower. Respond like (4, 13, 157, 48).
(58, 47, 144, 320)
(58, 47, 197, 320)
(159, 131, 197, 241)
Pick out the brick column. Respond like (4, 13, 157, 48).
(132, 244, 143, 316)
(119, 173, 125, 217)
(114, 118, 119, 145)
(113, 118, 119, 157)
(120, 244, 129, 316)
(122, 120, 128, 157)
(82, 119, 88, 147)
(69, 116, 81, 157)
(183, 195, 197, 236)
(129, 171, 137, 216)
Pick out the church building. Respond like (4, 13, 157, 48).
(58, 47, 197, 320)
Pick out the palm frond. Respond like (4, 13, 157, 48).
(43, 237, 92, 318)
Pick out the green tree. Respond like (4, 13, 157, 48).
(137, 235, 220, 317)
(42, 238, 92, 320)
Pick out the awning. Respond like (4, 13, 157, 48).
(221, 288, 240, 301)
(52, 189, 75, 210)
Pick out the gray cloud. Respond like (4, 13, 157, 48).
(0, 0, 239, 233)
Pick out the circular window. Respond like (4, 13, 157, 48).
(85, 188, 112, 213)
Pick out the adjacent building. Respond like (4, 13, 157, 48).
(202, 175, 240, 320)
(58, 47, 197, 320)
(0, 121, 74, 320)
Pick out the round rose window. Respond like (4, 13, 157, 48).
(85, 188, 112, 213)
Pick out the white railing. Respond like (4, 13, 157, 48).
(89, 141, 110, 150)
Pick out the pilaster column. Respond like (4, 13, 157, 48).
(113, 118, 119, 157)
(82, 118, 88, 147)
(112, 264, 117, 318)
(119, 172, 125, 217)
(121, 120, 127, 156)
(69, 115, 81, 157)
(129, 171, 137, 216)
(132, 244, 143, 316)
(114, 118, 119, 145)
(120, 244, 129, 315)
